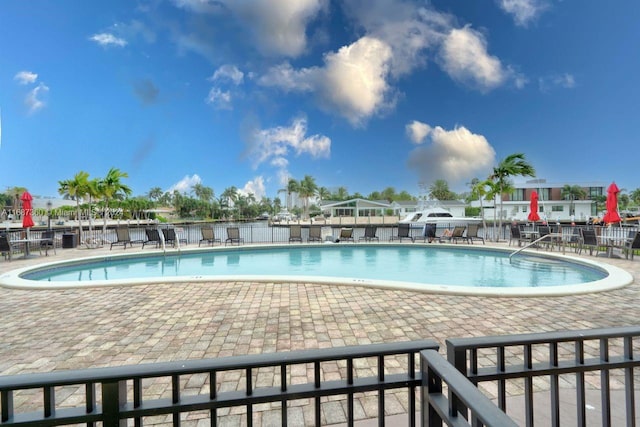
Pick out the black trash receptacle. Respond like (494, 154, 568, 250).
(62, 233, 78, 249)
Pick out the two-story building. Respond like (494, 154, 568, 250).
(477, 179, 606, 222)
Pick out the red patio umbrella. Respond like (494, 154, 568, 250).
(602, 182, 621, 224)
(21, 191, 35, 229)
(527, 191, 540, 222)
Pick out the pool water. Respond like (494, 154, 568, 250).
(23, 246, 606, 288)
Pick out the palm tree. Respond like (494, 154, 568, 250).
(286, 178, 300, 211)
(470, 178, 492, 236)
(561, 185, 586, 217)
(193, 183, 214, 203)
(147, 187, 163, 202)
(429, 179, 456, 200)
(220, 186, 239, 218)
(489, 153, 536, 239)
(58, 171, 90, 242)
(298, 175, 318, 219)
(86, 178, 101, 234)
(335, 186, 349, 201)
(99, 167, 132, 237)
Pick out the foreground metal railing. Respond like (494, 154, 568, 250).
(0, 340, 438, 426)
(420, 350, 517, 426)
(3, 327, 640, 426)
(446, 326, 640, 426)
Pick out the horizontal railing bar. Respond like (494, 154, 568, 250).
(426, 394, 471, 427)
(467, 356, 640, 382)
(1, 374, 420, 425)
(118, 374, 419, 418)
(0, 340, 437, 391)
(0, 407, 102, 427)
(446, 326, 640, 350)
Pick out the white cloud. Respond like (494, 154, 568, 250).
(168, 174, 202, 193)
(240, 176, 266, 200)
(246, 117, 330, 184)
(14, 71, 38, 85)
(539, 73, 576, 92)
(224, 0, 327, 57)
(259, 36, 394, 126)
(341, 1, 451, 78)
(25, 83, 49, 114)
(173, 0, 327, 57)
(497, 0, 549, 27)
(205, 88, 233, 110)
(553, 73, 575, 88)
(210, 65, 244, 85)
(171, 0, 225, 14)
(407, 124, 496, 185)
(438, 26, 508, 92)
(405, 120, 432, 144)
(258, 62, 316, 92)
(89, 33, 128, 47)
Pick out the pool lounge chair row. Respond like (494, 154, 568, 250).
(391, 223, 484, 244)
(289, 226, 359, 243)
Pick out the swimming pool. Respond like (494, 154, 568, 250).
(1, 244, 632, 296)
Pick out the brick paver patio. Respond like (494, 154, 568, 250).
(1, 242, 638, 425)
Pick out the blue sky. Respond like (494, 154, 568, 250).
(1, 0, 639, 201)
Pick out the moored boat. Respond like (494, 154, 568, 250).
(399, 206, 482, 229)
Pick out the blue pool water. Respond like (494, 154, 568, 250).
(22, 246, 606, 288)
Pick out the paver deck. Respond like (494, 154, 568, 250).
(1, 241, 638, 425)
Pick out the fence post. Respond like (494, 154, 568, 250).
(446, 341, 469, 421)
(102, 380, 128, 426)
(420, 351, 443, 427)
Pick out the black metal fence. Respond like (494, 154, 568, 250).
(0, 340, 438, 426)
(2, 327, 639, 426)
(445, 326, 640, 426)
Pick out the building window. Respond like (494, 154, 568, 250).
(539, 188, 551, 200)
(522, 206, 528, 212)
(588, 187, 603, 200)
(359, 209, 379, 217)
(510, 189, 526, 201)
(552, 205, 564, 212)
(335, 208, 354, 216)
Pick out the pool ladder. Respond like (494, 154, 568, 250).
(509, 233, 566, 263)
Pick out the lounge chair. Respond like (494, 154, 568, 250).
(578, 229, 600, 256)
(39, 230, 56, 255)
(536, 225, 555, 250)
(337, 228, 354, 243)
(465, 224, 484, 244)
(359, 225, 379, 242)
(0, 234, 19, 261)
(414, 223, 436, 243)
(143, 228, 162, 249)
(509, 225, 530, 247)
(162, 228, 187, 247)
(199, 227, 221, 247)
(225, 227, 244, 246)
(439, 226, 467, 244)
(110, 227, 143, 250)
(623, 231, 640, 260)
(308, 226, 323, 243)
(390, 223, 414, 243)
(288, 225, 302, 243)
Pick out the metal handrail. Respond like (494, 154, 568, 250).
(509, 232, 565, 261)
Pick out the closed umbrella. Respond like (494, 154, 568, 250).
(602, 182, 621, 224)
(21, 191, 35, 229)
(528, 191, 540, 222)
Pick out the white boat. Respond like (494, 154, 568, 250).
(399, 207, 482, 229)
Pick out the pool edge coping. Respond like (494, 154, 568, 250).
(0, 243, 633, 297)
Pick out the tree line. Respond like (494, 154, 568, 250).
(4, 153, 640, 235)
